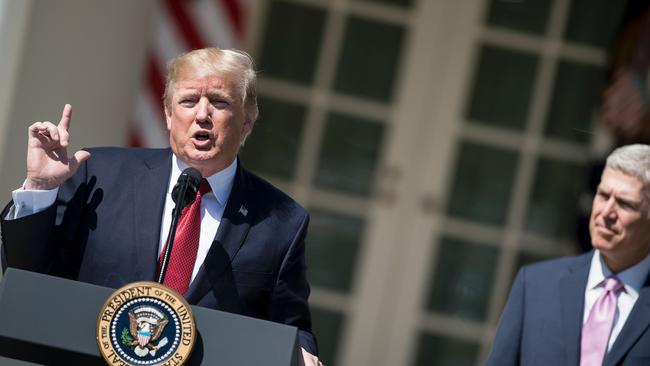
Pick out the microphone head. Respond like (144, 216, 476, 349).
(172, 167, 202, 208)
(181, 167, 202, 184)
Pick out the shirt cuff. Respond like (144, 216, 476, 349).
(301, 348, 323, 366)
(11, 185, 59, 219)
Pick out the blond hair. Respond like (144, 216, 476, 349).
(163, 47, 259, 125)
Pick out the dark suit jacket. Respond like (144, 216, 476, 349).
(486, 251, 650, 366)
(0, 147, 317, 354)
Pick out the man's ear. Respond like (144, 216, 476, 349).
(245, 117, 254, 133)
(243, 118, 255, 138)
(239, 118, 255, 146)
(165, 106, 172, 131)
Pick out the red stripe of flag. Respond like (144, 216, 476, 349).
(128, 127, 143, 147)
(219, 0, 244, 39)
(165, 0, 207, 50)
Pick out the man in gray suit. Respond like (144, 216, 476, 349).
(487, 144, 650, 366)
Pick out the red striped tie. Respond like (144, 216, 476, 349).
(160, 178, 211, 295)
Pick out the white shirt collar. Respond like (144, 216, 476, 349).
(169, 155, 237, 207)
(587, 249, 650, 294)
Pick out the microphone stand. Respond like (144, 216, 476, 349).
(157, 182, 190, 284)
(158, 163, 207, 284)
(157, 167, 202, 284)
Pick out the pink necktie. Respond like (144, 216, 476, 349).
(580, 276, 623, 366)
(159, 179, 211, 295)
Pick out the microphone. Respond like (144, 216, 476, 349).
(171, 167, 202, 209)
(157, 167, 202, 284)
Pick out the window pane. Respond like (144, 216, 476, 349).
(511, 250, 556, 282)
(447, 142, 519, 226)
(240, 97, 306, 179)
(314, 113, 385, 196)
(352, 0, 413, 8)
(307, 209, 364, 293)
(486, 0, 551, 35)
(258, 0, 326, 84)
(517, 251, 554, 270)
(334, 16, 404, 102)
(426, 237, 499, 321)
(564, 0, 626, 48)
(466, 45, 539, 131)
(311, 307, 344, 366)
(413, 332, 479, 366)
(525, 157, 587, 239)
(544, 61, 604, 144)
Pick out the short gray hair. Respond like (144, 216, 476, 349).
(605, 144, 650, 203)
(163, 47, 259, 127)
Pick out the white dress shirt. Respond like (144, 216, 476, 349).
(583, 249, 650, 351)
(159, 155, 236, 280)
(10, 155, 237, 282)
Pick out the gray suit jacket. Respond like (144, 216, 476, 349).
(486, 251, 650, 366)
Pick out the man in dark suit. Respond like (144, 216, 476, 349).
(487, 144, 650, 366)
(0, 48, 322, 365)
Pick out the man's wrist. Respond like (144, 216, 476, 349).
(24, 177, 58, 191)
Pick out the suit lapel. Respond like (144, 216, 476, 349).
(185, 265, 211, 304)
(212, 166, 252, 261)
(133, 149, 172, 281)
(559, 253, 591, 366)
(185, 160, 253, 306)
(604, 275, 650, 366)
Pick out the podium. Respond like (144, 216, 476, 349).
(0, 268, 301, 365)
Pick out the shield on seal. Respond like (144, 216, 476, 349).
(137, 325, 152, 347)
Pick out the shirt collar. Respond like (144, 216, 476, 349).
(169, 155, 237, 207)
(587, 249, 650, 294)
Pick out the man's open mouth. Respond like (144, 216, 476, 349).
(194, 132, 211, 141)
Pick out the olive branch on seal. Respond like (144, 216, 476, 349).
(121, 328, 134, 346)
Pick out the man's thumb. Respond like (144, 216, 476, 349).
(68, 150, 91, 175)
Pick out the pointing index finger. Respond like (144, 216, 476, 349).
(58, 104, 72, 131)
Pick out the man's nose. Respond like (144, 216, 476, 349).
(602, 197, 618, 219)
(195, 98, 213, 122)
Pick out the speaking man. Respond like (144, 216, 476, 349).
(0, 47, 322, 365)
(487, 144, 650, 365)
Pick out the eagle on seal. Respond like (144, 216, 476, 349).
(127, 307, 169, 354)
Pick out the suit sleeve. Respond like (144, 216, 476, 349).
(1, 202, 58, 273)
(268, 212, 318, 355)
(485, 267, 526, 366)
(0, 160, 88, 277)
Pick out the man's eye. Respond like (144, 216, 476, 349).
(212, 100, 228, 108)
(180, 99, 196, 106)
(619, 200, 639, 211)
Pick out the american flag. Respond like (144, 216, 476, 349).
(129, 0, 246, 147)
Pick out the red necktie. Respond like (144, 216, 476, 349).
(160, 178, 211, 295)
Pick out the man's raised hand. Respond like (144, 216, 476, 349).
(25, 104, 91, 190)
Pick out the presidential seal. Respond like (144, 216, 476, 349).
(97, 282, 195, 366)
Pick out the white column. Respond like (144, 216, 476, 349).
(0, 0, 154, 200)
(0, 0, 33, 174)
